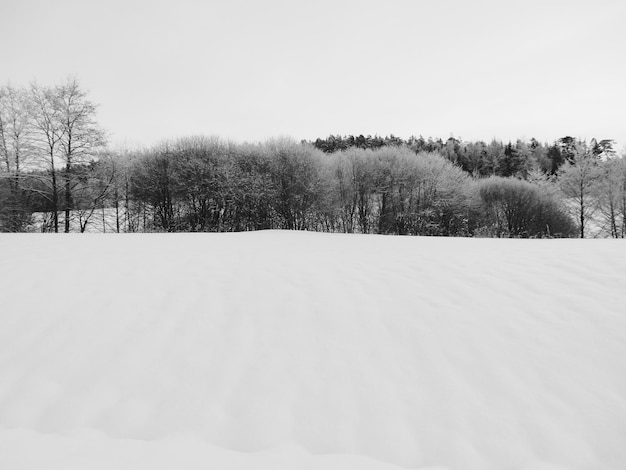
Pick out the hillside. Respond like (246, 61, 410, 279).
(0, 231, 625, 470)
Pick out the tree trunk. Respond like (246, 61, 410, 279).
(115, 188, 120, 233)
(50, 150, 59, 233)
(579, 180, 585, 239)
(64, 163, 72, 233)
(579, 199, 584, 238)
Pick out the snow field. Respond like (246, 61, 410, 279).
(0, 231, 625, 469)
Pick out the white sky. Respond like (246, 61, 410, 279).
(2, 0, 625, 149)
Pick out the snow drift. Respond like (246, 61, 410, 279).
(0, 231, 625, 470)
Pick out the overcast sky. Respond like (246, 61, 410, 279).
(2, 0, 625, 149)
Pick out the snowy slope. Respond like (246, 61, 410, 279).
(0, 231, 625, 470)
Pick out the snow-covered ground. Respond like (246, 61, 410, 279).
(0, 231, 625, 470)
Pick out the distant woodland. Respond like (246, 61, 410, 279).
(2, 79, 626, 238)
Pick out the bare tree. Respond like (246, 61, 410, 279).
(18, 79, 107, 232)
(54, 78, 106, 232)
(29, 82, 65, 231)
(328, 150, 358, 233)
(72, 155, 117, 232)
(596, 156, 626, 238)
(558, 144, 600, 238)
(0, 84, 34, 230)
(267, 139, 324, 231)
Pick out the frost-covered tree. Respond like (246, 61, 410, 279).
(22, 79, 106, 232)
(28, 82, 65, 231)
(54, 78, 106, 232)
(267, 139, 324, 230)
(595, 156, 626, 238)
(0, 84, 34, 231)
(558, 144, 600, 238)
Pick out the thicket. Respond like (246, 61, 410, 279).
(2, 79, 626, 237)
(126, 141, 476, 235)
(474, 177, 577, 238)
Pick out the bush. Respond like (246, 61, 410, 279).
(474, 176, 577, 237)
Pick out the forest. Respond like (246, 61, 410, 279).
(2, 79, 625, 238)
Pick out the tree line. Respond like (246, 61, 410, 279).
(2, 79, 626, 237)
(310, 134, 618, 177)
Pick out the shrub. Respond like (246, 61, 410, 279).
(474, 176, 577, 238)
